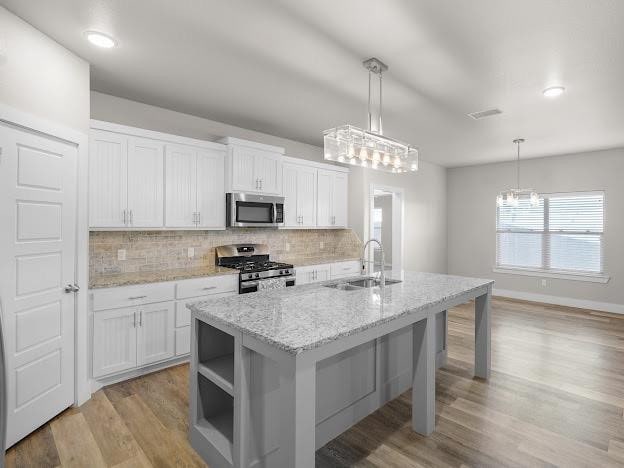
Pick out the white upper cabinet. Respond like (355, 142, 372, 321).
(221, 137, 284, 195)
(89, 122, 226, 230)
(127, 137, 164, 227)
(165, 143, 226, 229)
(317, 169, 348, 228)
(165, 144, 197, 228)
(89, 130, 128, 228)
(283, 162, 317, 228)
(196, 149, 226, 228)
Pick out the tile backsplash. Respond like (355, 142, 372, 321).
(90, 229, 362, 277)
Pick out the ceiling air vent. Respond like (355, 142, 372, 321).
(468, 108, 502, 120)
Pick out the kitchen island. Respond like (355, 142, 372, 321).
(187, 271, 493, 468)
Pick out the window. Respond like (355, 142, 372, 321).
(496, 192, 604, 276)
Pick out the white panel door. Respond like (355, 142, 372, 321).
(282, 163, 299, 227)
(230, 146, 257, 192)
(317, 169, 333, 227)
(127, 137, 164, 227)
(196, 148, 225, 229)
(165, 144, 197, 228)
(332, 172, 348, 228)
(256, 151, 282, 195)
(89, 130, 127, 227)
(0, 122, 76, 447)
(92, 307, 138, 378)
(297, 166, 317, 227)
(137, 302, 175, 366)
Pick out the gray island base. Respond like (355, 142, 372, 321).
(187, 271, 493, 468)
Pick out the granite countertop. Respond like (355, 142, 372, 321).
(89, 265, 238, 289)
(188, 271, 493, 355)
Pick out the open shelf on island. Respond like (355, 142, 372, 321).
(198, 354, 234, 395)
(195, 372, 234, 464)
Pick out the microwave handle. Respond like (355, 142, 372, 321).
(272, 203, 277, 223)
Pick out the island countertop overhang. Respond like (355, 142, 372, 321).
(187, 271, 494, 355)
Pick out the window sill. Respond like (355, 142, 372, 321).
(492, 267, 610, 284)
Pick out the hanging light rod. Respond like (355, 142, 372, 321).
(322, 57, 419, 173)
(496, 138, 539, 208)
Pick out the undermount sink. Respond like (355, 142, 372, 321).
(324, 277, 402, 290)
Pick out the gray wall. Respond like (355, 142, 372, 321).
(0, 6, 90, 133)
(91, 92, 449, 274)
(447, 147, 624, 306)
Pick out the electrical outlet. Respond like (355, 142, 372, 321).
(320, 241, 324, 249)
(285, 243, 290, 252)
(541, 279, 547, 287)
(188, 247, 195, 258)
(117, 249, 126, 261)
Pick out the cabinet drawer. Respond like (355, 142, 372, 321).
(176, 290, 238, 327)
(330, 261, 361, 278)
(92, 283, 176, 312)
(175, 327, 191, 355)
(176, 275, 237, 300)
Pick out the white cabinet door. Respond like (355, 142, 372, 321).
(315, 264, 331, 282)
(282, 163, 299, 227)
(89, 130, 128, 227)
(332, 171, 348, 228)
(137, 302, 175, 366)
(231, 146, 257, 192)
(196, 148, 225, 229)
(297, 165, 317, 227)
(93, 307, 137, 378)
(127, 137, 164, 228)
(256, 151, 282, 195)
(165, 144, 197, 228)
(295, 265, 315, 285)
(175, 327, 191, 356)
(317, 169, 333, 227)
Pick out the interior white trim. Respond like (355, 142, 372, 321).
(0, 103, 91, 407)
(90, 119, 227, 151)
(493, 267, 610, 283)
(218, 135, 285, 154)
(493, 288, 624, 315)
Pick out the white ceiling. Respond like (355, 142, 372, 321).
(3, 0, 624, 167)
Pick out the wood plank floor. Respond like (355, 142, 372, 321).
(6, 297, 624, 467)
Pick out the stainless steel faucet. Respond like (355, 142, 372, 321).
(361, 238, 386, 287)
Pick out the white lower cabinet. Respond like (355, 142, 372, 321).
(93, 307, 138, 378)
(296, 264, 331, 285)
(137, 302, 175, 366)
(330, 260, 361, 279)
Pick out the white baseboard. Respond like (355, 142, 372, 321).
(493, 288, 624, 315)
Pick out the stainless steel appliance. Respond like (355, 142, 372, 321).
(226, 193, 284, 228)
(215, 244, 295, 294)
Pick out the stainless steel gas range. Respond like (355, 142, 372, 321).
(215, 243, 295, 294)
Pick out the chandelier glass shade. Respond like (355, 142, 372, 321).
(323, 58, 419, 173)
(496, 138, 538, 208)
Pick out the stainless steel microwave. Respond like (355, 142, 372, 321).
(226, 193, 284, 227)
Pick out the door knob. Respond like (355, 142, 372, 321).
(64, 284, 80, 293)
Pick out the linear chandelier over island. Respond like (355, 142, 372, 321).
(323, 58, 419, 173)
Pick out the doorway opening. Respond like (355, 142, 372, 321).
(368, 184, 404, 273)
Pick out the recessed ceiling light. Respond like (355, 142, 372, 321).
(85, 31, 117, 48)
(542, 86, 565, 98)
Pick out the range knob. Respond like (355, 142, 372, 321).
(255, 273, 260, 278)
(247, 274, 253, 279)
(279, 270, 285, 275)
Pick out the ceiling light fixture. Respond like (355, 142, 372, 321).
(542, 86, 565, 98)
(85, 31, 117, 48)
(323, 58, 418, 173)
(496, 139, 539, 208)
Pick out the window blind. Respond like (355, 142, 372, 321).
(496, 192, 604, 274)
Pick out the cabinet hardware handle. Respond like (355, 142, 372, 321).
(139, 310, 143, 327)
(202, 286, 217, 290)
(123, 209, 127, 225)
(128, 295, 147, 300)
(260, 179, 263, 190)
(133, 311, 137, 328)
(255, 178, 259, 189)
(129, 209, 134, 225)
(197, 212, 201, 225)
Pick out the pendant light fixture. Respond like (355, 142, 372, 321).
(323, 58, 419, 173)
(496, 138, 539, 208)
